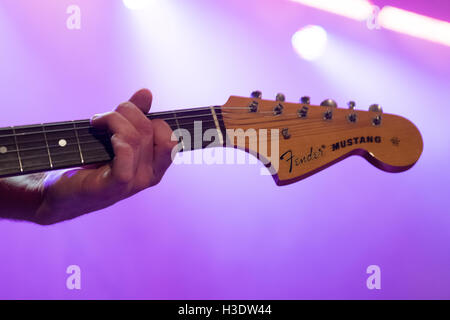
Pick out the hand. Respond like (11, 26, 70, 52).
(33, 89, 177, 225)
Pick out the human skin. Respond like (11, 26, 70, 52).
(0, 89, 176, 225)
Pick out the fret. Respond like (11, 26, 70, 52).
(41, 125, 53, 168)
(14, 125, 50, 172)
(72, 120, 84, 164)
(171, 112, 185, 151)
(0, 127, 21, 176)
(44, 122, 84, 169)
(11, 127, 24, 172)
(75, 121, 114, 164)
(214, 107, 227, 138)
(210, 107, 224, 146)
(174, 109, 217, 150)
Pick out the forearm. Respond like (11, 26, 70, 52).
(0, 173, 46, 223)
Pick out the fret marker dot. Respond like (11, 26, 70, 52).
(58, 139, 67, 147)
(0, 146, 7, 154)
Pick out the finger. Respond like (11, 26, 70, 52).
(115, 101, 154, 138)
(115, 102, 155, 189)
(91, 112, 140, 186)
(129, 88, 153, 114)
(151, 119, 178, 184)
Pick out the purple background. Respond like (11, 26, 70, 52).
(0, 0, 449, 299)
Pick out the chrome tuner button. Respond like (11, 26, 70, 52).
(321, 99, 336, 120)
(347, 101, 356, 110)
(300, 96, 310, 104)
(369, 104, 382, 113)
(281, 128, 291, 139)
(251, 90, 262, 99)
(320, 99, 338, 108)
(273, 103, 284, 115)
(276, 93, 286, 102)
(369, 104, 382, 126)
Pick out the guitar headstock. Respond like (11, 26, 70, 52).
(221, 91, 423, 186)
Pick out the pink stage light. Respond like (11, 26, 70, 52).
(378, 6, 450, 47)
(290, 0, 373, 21)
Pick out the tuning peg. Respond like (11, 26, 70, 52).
(251, 90, 262, 99)
(300, 96, 310, 104)
(276, 93, 285, 102)
(369, 104, 382, 113)
(320, 99, 338, 108)
(347, 101, 356, 109)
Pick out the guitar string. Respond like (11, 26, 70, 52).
(0, 108, 349, 141)
(0, 113, 357, 153)
(0, 101, 324, 139)
(0, 112, 221, 139)
(0, 119, 222, 149)
(0, 115, 364, 158)
(0, 129, 352, 173)
(0, 118, 359, 172)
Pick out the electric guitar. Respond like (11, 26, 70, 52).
(0, 92, 423, 185)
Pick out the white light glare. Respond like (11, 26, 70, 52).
(123, 0, 152, 11)
(292, 25, 328, 61)
(290, 0, 373, 21)
(379, 6, 450, 47)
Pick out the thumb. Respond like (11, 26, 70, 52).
(129, 88, 153, 114)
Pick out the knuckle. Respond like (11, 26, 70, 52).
(112, 130, 141, 149)
(115, 101, 136, 114)
(106, 111, 120, 120)
(112, 135, 136, 155)
(114, 170, 134, 185)
(141, 118, 154, 135)
(127, 131, 141, 148)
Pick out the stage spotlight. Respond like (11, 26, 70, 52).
(292, 25, 328, 61)
(122, 0, 152, 10)
(379, 6, 450, 47)
(290, 0, 373, 21)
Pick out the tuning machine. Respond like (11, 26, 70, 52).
(320, 99, 337, 120)
(298, 96, 310, 118)
(248, 90, 261, 112)
(369, 104, 382, 126)
(347, 101, 357, 123)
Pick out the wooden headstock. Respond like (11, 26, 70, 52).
(221, 93, 423, 186)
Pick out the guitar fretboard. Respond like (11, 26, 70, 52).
(0, 106, 226, 178)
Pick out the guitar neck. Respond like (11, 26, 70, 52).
(0, 106, 226, 178)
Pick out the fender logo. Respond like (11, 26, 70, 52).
(332, 136, 381, 151)
(280, 145, 325, 173)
